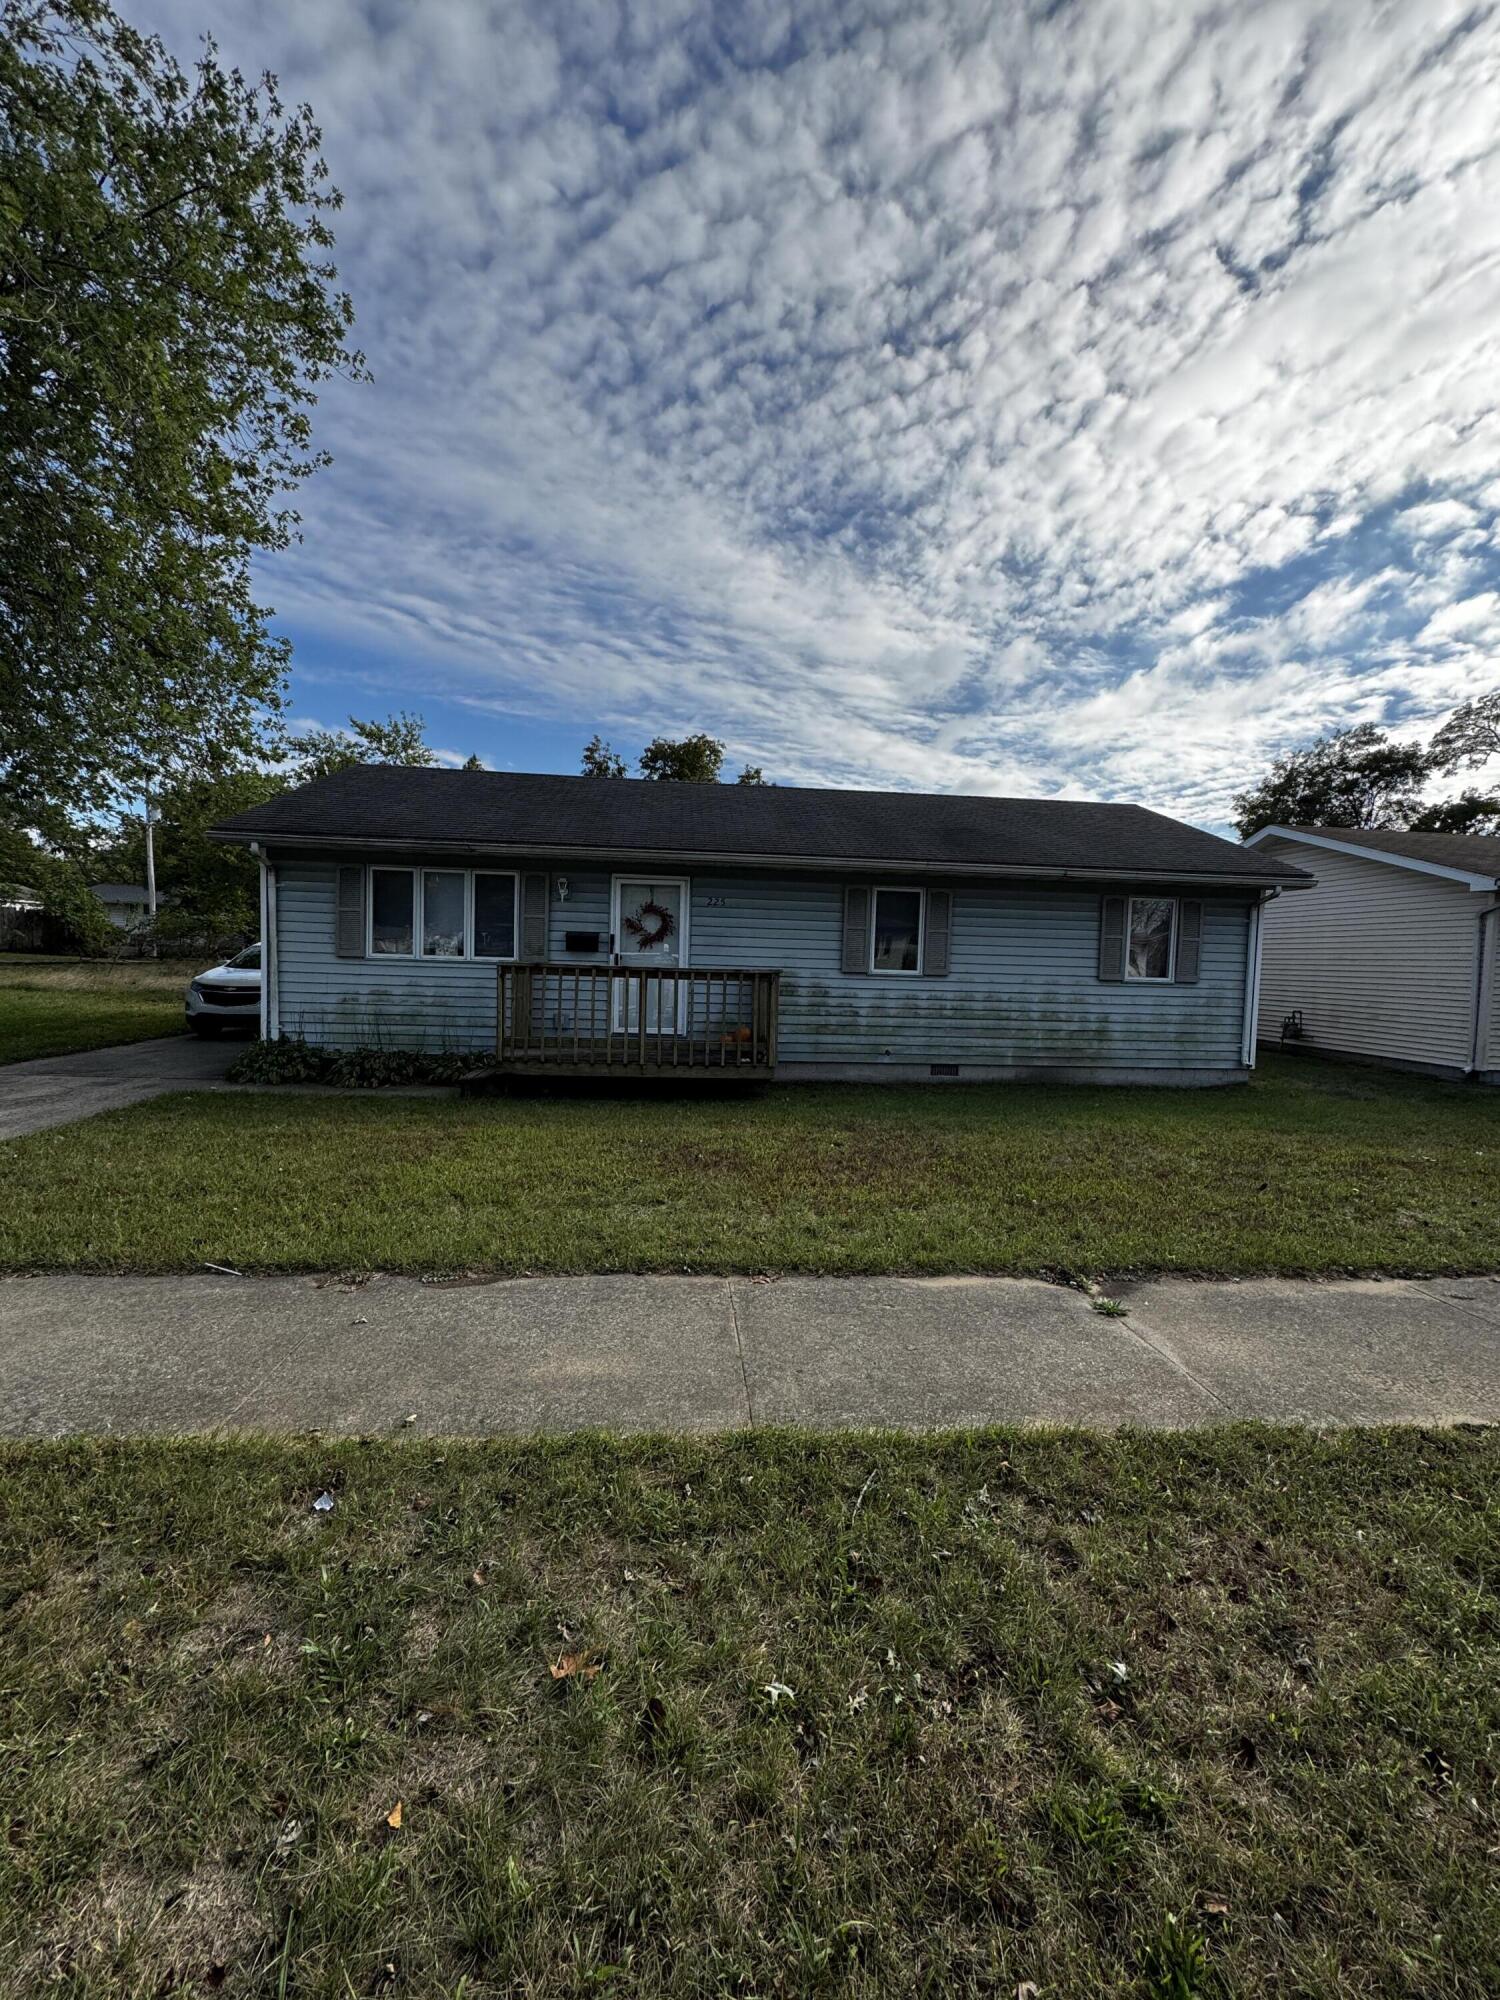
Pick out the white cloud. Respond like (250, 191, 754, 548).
(137, 0, 1500, 825)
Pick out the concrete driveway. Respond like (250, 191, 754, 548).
(1, 1270, 1498, 1436)
(0, 1034, 241, 1140)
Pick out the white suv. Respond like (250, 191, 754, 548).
(185, 943, 262, 1037)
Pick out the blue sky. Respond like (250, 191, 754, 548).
(141, 0, 1500, 829)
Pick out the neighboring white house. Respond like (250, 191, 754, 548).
(89, 882, 154, 929)
(1244, 826, 1500, 1083)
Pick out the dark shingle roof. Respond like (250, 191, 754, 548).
(1277, 825, 1500, 884)
(214, 767, 1311, 884)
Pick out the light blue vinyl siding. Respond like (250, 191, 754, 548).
(690, 872, 1249, 1069)
(271, 856, 1251, 1069)
(272, 864, 611, 1052)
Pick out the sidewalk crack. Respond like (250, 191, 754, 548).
(726, 1281, 756, 1427)
(1107, 1307, 1233, 1415)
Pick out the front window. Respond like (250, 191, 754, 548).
(228, 944, 260, 970)
(1127, 896, 1175, 981)
(871, 887, 923, 973)
(422, 871, 467, 957)
(370, 869, 415, 955)
(473, 873, 517, 959)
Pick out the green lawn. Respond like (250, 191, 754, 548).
(0, 955, 197, 1063)
(1, 1054, 1497, 1276)
(3, 1428, 1497, 1998)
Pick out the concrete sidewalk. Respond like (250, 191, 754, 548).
(2, 1270, 1498, 1436)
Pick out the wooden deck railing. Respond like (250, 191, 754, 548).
(496, 964, 780, 1074)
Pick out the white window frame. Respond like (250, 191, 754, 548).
(471, 870, 520, 962)
(1125, 894, 1177, 983)
(363, 865, 520, 962)
(870, 884, 925, 976)
(368, 866, 417, 959)
(421, 867, 470, 960)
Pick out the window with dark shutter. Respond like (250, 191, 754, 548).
(1174, 899, 1203, 983)
(335, 866, 366, 958)
(520, 872, 548, 959)
(1098, 895, 1126, 981)
(842, 885, 872, 974)
(923, 889, 951, 976)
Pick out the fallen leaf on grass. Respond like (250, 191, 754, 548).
(550, 1650, 603, 1682)
(1016, 1984, 1040, 1999)
(385, 1801, 403, 1830)
(311, 1491, 335, 1515)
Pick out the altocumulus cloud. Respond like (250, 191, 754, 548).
(139, 0, 1500, 822)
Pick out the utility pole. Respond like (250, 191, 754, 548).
(144, 796, 158, 917)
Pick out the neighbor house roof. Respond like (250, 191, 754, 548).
(1244, 824, 1500, 890)
(89, 882, 150, 903)
(214, 767, 1311, 887)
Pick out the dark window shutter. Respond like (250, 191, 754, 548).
(521, 872, 548, 959)
(335, 865, 365, 958)
(1098, 895, 1126, 981)
(923, 889, 951, 976)
(1175, 899, 1203, 983)
(842, 885, 871, 974)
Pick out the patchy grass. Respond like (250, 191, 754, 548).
(0, 1054, 1497, 1276)
(2, 1428, 1498, 1997)
(0, 956, 198, 1063)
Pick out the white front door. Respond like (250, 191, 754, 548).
(611, 877, 689, 1033)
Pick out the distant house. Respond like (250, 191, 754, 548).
(1244, 825, 1500, 1083)
(89, 882, 154, 929)
(212, 767, 1310, 1084)
(0, 882, 46, 953)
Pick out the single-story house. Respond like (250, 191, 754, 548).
(89, 882, 155, 929)
(0, 882, 47, 953)
(213, 768, 1312, 1084)
(1244, 824, 1500, 1083)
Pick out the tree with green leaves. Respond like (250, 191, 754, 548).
(289, 712, 434, 783)
(1231, 725, 1433, 838)
(580, 735, 628, 779)
(583, 733, 767, 783)
(1428, 691, 1500, 777)
(1410, 789, 1500, 836)
(637, 733, 727, 783)
(0, 0, 364, 838)
(0, 822, 114, 950)
(139, 765, 286, 937)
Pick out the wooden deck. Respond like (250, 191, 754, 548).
(493, 964, 779, 1076)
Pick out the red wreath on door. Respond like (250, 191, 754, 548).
(623, 898, 675, 949)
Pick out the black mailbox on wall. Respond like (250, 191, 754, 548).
(564, 930, 601, 953)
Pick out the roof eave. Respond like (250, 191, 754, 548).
(212, 824, 1309, 888)
(1245, 823, 1499, 890)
